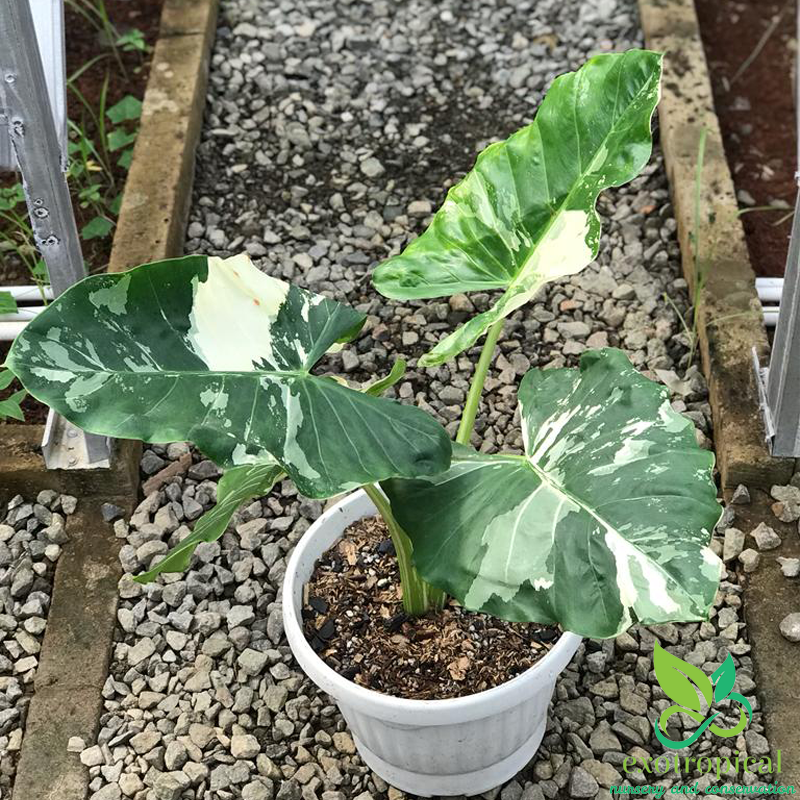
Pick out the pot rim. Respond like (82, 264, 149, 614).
(283, 489, 583, 725)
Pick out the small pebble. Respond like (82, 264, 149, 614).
(777, 557, 800, 578)
(780, 613, 800, 643)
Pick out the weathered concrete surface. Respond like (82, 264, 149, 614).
(734, 491, 800, 786)
(0, 427, 139, 502)
(11, 503, 126, 800)
(638, 0, 794, 492)
(108, 0, 220, 272)
(33, 506, 124, 693)
(13, 688, 104, 800)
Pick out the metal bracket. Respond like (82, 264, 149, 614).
(761, 189, 800, 458)
(42, 409, 111, 469)
(752, 347, 775, 444)
(746, 3, 800, 459)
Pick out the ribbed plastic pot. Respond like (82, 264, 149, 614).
(282, 490, 582, 797)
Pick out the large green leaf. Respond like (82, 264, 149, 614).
(134, 462, 284, 583)
(7, 253, 451, 497)
(382, 349, 723, 638)
(135, 358, 409, 584)
(373, 50, 662, 366)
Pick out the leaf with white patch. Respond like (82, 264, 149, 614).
(134, 462, 284, 583)
(373, 50, 662, 366)
(7, 253, 451, 497)
(382, 349, 723, 638)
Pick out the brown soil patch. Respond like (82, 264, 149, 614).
(302, 515, 560, 700)
(695, 0, 797, 277)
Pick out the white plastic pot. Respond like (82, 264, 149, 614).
(283, 490, 582, 797)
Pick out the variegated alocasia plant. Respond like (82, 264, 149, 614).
(2, 48, 725, 640)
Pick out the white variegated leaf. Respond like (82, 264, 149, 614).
(372, 50, 663, 366)
(8, 254, 451, 497)
(382, 349, 723, 638)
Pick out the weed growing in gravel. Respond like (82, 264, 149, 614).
(671, 127, 770, 354)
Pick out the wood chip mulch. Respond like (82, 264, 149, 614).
(302, 515, 561, 700)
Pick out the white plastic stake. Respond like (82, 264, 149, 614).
(0, 284, 54, 302)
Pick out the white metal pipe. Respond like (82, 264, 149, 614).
(0, 285, 53, 302)
(0, 321, 28, 340)
(0, 289, 785, 339)
(755, 278, 785, 304)
(0, 305, 44, 322)
(0, 298, 46, 339)
(758, 286, 783, 303)
(756, 277, 784, 288)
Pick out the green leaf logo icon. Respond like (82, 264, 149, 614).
(712, 653, 736, 703)
(653, 643, 752, 749)
(653, 642, 712, 711)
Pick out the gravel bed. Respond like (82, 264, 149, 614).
(0, 490, 76, 797)
(78, 0, 781, 797)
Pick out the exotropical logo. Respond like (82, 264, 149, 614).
(653, 642, 752, 749)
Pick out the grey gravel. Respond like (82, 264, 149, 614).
(730, 485, 751, 505)
(78, 0, 778, 797)
(770, 485, 800, 523)
(569, 766, 599, 798)
(722, 528, 745, 563)
(731, 483, 750, 505)
(750, 522, 781, 551)
(0, 492, 76, 796)
(738, 549, 761, 573)
(100, 503, 125, 523)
